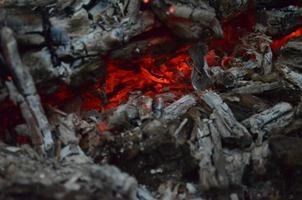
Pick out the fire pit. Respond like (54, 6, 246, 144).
(0, 0, 302, 199)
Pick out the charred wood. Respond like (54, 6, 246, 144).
(278, 36, 302, 70)
(258, 6, 302, 37)
(1, 27, 54, 153)
(242, 102, 294, 144)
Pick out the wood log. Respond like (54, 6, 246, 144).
(258, 6, 302, 37)
(278, 36, 302, 70)
(151, 0, 223, 40)
(1, 27, 54, 153)
(161, 94, 197, 123)
(278, 64, 302, 91)
(189, 43, 212, 91)
(242, 102, 294, 144)
(202, 90, 252, 147)
(230, 81, 285, 94)
(0, 143, 141, 200)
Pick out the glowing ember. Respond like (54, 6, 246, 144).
(271, 27, 302, 50)
(166, 5, 176, 15)
(96, 53, 192, 110)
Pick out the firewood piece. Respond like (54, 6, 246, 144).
(161, 94, 197, 123)
(151, 0, 223, 40)
(189, 43, 212, 91)
(211, 66, 247, 88)
(192, 118, 229, 190)
(0, 8, 43, 34)
(190, 116, 251, 191)
(65, 10, 155, 57)
(278, 36, 302, 70)
(242, 102, 294, 144)
(1, 27, 54, 152)
(251, 141, 270, 175)
(258, 6, 302, 37)
(278, 65, 302, 91)
(210, 0, 249, 19)
(5, 81, 44, 150)
(203, 90, 252, 147)
(239, 29, 273, 75)
(222, 94, 270, 121)
(107, 103, 139, 130)
(230, 81, 284, 94)
(0, 144, 140, 200)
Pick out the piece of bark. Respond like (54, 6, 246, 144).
(1, 27, 54, 152)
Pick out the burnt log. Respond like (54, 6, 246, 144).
(278, 36, 302, 70)
(258, 6, 302, 37)
(0, 143, 141, 200)
(151, 0, 223, 40)
(1, 27, 54, 153)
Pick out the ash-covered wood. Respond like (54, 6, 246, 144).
(0, 143, 140, 200)
(1, 1, 302, 200)
(258, 6, 302, 37)
(1, 27, 54, 154)
(278, 35, 302, 70)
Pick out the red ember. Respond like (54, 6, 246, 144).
(271, 27, 302, 50)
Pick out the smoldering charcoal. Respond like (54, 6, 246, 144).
(0, 0, 302, 199)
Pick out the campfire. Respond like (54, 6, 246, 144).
(0, 0, 302, 199)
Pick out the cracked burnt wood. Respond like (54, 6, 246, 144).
(0, 0, 156, 86)
(188, 43, 212, 91)
(188, 91, 269, 192)
(5, 81, 44, 151)
(230, 81, 285, 94)
(258, 6, 302, 37)
(278, 35, 302, 70)
(202, 91, 252, 148)
(0, 27, 54, 153)
(0, 143, 141, 200)
(151, 0, 223, 40)
(242, 102, 294, 144)
(278, 64, 302, 91)
(0, 0, 298, 90)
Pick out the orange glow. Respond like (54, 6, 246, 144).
(206, 50, 219, 66)
(271, 27, 302, 50)
(166, 5, 176, 15)
(98, 121, 108, 133)
(77, 52, 193, 111)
